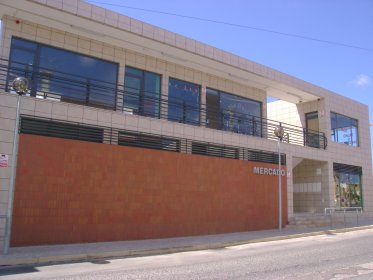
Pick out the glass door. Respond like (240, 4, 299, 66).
(305, 111, 320, 148)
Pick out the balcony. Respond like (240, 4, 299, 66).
(0, 58, 327, 149)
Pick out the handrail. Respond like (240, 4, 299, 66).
(324, 207, 363, 215)
(0, 57, 327, 149)
(324, 207, 363, 228)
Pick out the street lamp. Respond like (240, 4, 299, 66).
(274, 124, 285, 231)
(3, 77, 29, 254)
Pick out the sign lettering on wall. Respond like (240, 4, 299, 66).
(253, 166, 285, 176)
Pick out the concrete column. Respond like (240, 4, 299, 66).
(0, 94, 18, 252)
(287, 156, 294, 218)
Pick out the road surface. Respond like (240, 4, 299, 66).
(1, 229, 373, 279)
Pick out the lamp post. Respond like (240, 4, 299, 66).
(274, 124, 285, 231)
(3, 77, 29, 254)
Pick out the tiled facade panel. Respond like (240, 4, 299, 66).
(293, 160, 329, 213)
(11, 134, 287, 246)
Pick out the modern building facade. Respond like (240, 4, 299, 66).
(0, 0, 372, 249)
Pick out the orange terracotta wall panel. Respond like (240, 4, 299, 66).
(11, 134, 287, 246)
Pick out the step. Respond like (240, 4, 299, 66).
(286, 214, 345, 229)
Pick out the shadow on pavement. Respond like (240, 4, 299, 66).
(0, 266, 38, 277)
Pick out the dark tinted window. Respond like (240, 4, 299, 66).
(191, 142, 239, 159)
(9, 37, 118, 109)
(20, 117, 103, 143)
(168, 78, 200, 125)
(124, 66, 161, 117)
(118, 131, 180, 152)
(206, 88, 262, 136)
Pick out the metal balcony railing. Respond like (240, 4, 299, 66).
(0, 58, 327, 149)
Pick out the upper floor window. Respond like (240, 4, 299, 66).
(331, 112, 359, 147)
(168, 78, 200, 125)
(305, 111, 321, 148)
(206, 88, 262, 136)
(8, 37, 118, 109)
(124, 66, 161, 117)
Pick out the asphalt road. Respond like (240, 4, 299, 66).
(1, 229, 373, 280)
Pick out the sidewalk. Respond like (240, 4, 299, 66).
(1, 222, 373, 267)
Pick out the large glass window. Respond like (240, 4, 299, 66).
(331, 112, 359, 147)
(206, 88, 262, 136)
(168, 78, 200, 125)
(8, 37, 118, 109)
(333, 163, 362, 208)
(124, 66, 161, 117)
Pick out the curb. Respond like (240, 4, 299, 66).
(1, 225, 372, 267)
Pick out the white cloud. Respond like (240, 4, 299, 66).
(353, 74, 371, 87)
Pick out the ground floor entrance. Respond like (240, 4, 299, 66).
(292, 158, 363, 215)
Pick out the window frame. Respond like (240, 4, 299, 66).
(305, 111, 321, 148)
(330, 112, 359, 147)
(206, 87, 263, 136)
(123, 66, 162, 118)
(8, 37, 119, 110)
(333, 163, 363, 208)
(168, 77, 201, 126)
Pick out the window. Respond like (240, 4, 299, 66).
(20, 117, 104, 143)
(8, 37, 118, 109)
(305, 111, 320, 148)
(333, 163, 362, 208)
(118, 131, 180, 152)
(124, 66, 161, 117)
(206, 88, 262, 136)
(191, 142, 239, 159)
(331, 112, 359, 147)
(247, 150, 286, 165)
(168, 78, 200, 125)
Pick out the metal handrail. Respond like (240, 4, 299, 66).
(324, 207, 363, 228)
(0, 57, 327, 149)
(324, 207, 363, 215)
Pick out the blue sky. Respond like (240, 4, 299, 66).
(90, 0, 373, 154)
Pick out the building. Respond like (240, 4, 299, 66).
(0, 0, 372, 249)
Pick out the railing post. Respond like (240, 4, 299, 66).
(356, 208, 359, 227)
(182, 101, 186, 123)
(252, 116, 255, 136)
(86, 79, 91, 105)
(344, 209, 346, 228)
(303, 128, 307, 147)
(220, 111, 224, 130)
(323, 132, 327, 149)
(139, 91, 143, 115)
